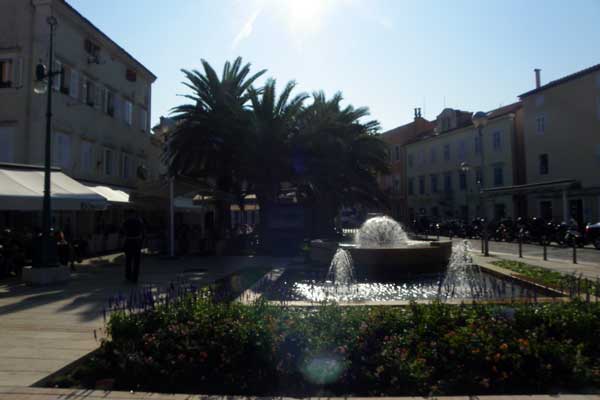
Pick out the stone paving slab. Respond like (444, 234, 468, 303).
(0, 387, 599, 400)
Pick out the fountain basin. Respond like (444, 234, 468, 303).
(310, 240, 453, 275)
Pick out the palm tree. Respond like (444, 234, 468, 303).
(246, 79, 308, 250)
(295, 91, 389, 238)
(164, 57, 266, 237)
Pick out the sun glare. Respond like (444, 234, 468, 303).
(285, 0, 329, 35)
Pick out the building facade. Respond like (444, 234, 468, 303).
(404, 103, 524, 223)
(0, 0, 160, 190)
(379, 109, 436, 223)
(519, 65, 600, 225)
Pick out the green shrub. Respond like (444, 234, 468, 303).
(59, 299, 600, 396)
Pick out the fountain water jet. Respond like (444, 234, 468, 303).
(355, 216, 410, 248)
(327, 248, 355, 286)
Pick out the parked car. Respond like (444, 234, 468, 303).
(584, 222, 600, 250)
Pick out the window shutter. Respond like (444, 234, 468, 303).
(70, 69, 79, 99)
(114, 94, 121, 120)
(81, 77, 88, 103)
(140, 108, 147, 132)
(0, 127, 14, 163)
(53, 60, 61, 90)
(13, 57, 23, 87)
(62, 134, 71, 168)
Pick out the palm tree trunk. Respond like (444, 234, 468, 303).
(313, 194, 338, 239)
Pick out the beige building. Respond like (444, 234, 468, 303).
(404, 103, 524, 222)
(519, 65, 600, 225)
(0, 0, 160, 190)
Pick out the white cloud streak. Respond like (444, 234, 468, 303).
(232, 8, 262, 49)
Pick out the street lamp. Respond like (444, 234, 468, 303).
(472, 111, 489, 256)
(155, 117, 177, 259)
(460, 161, 470, 223)
(32, 16, 61, 268)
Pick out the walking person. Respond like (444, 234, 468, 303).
(121, 209, 145, 283)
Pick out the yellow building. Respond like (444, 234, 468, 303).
(519, 65, 600, 225)
(405, 103, 524, 222)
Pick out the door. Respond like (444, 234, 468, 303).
(569, 199, 583, 227)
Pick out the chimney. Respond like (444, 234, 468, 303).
(414, 108, 419, 120)
(534, 68, 541, 88)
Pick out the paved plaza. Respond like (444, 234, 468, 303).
(0, 249, 598, 399)
(0, 253, 292, 388)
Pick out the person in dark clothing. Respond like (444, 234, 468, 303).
(121, 210, 145, 283)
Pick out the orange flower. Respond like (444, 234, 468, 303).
(499, 343, 509, 351)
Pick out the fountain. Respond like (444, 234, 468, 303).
(310, 216, 452, 276)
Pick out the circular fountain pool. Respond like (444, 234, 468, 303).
(310, 216, 452, 275)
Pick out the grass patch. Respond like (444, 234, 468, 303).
(491, 260, 600, 298)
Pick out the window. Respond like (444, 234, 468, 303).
(459, 171, 467, 190)
(121, 153, 131, 178)
(84, 77, 97, 107)
(106, 90, 115, 116)
(493, 165, 504, 186)
(124, 99, 133, 125)
(418, 176, 425, 195)
(536, 115, 545, 134)
(104, 149, 114, 176)
(539, 154, 549, 175)
(407, 154, 414, 168)
(52, 132, 71, 169)
(394, 145, 400, 161)
(69, 69, 79, 99)
(430, 146, 437, 163)
(535, 95, 545, 107)
(444, 173, 452, 193)
(430, 174, 438, 193)
(474, 135, 481, 153)
(0, 59, 13, 88)
(58, 63, 71, 94)
(418, 150, 425, 166)
(52, 60, 61, 91)
(393, 177, 400, 193)
(139, 108, 148, 132)
(0, 126, 14, 162)
(408, 178, 414, 195)
(80, 140, 93, 173)
(443, 144, 450, 161)
(458, 140, 466, 160)
(126, 68, 137, 82)
(492, 131, 502, 151)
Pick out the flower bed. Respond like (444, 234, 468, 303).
(49, 294, 600, 396)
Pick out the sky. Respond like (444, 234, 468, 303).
(68, 0, 600, 132)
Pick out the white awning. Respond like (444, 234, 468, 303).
(0, 165, 108, 211)
(85, 184, 130, 204)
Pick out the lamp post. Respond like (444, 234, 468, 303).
(472, 111, 489, 256)
(460, 161, 470, 223)
(155, 117, 177, 258)
(33, 16, 60, 268)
